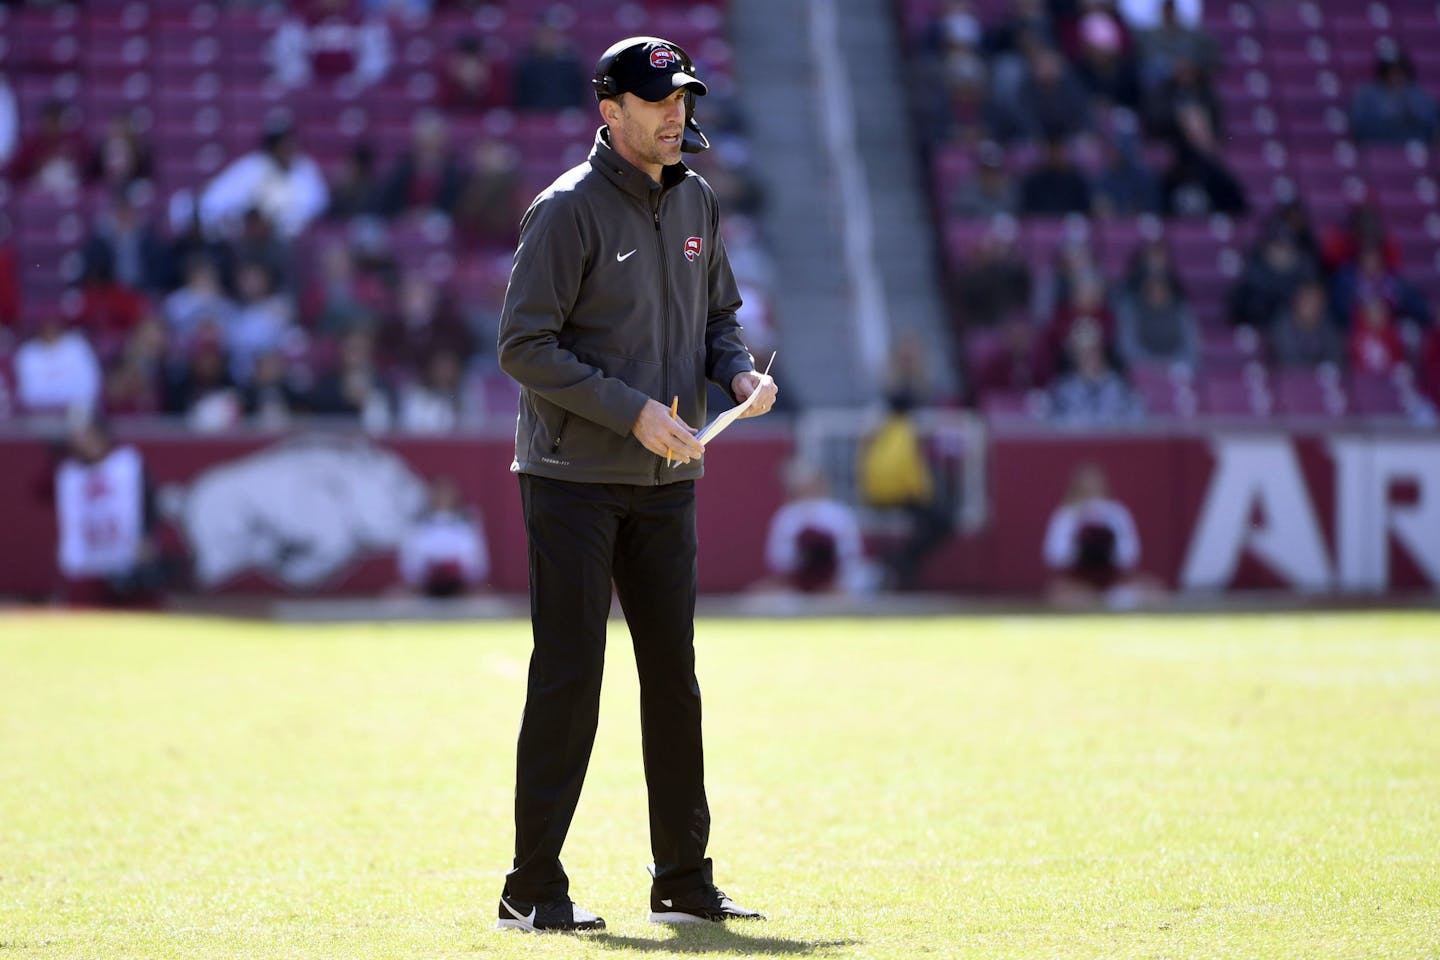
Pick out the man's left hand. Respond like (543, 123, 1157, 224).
(731, 370, 778, 419)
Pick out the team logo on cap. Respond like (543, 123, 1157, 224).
(650, 47, 679, 68)
(684, 236, 702, 261)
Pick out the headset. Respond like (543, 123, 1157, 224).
(592, 36, 710, 154)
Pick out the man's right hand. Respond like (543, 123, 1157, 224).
(631, 398, 705, 464)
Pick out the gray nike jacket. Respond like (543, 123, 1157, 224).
(497, 126, 755, 485)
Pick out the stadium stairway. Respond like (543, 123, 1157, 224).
(731, 0, 952, 406)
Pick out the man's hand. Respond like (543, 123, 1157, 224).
(731, 370, 778, 419)
(632, 398, 705, 464)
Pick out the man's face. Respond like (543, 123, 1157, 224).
(606, 89, 688, 174)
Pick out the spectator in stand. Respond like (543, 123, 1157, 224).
(1320, 203, 1401, 274)
(1349, 41, 1439, 146)
(951, 141, 1018, 217)
(88, 112, 153, 194)
(397, 348, 464, 433)
(1134, 0, 1216, 89)
(1042, 461, 1148, 609)
(1093, 128, 1161, 216)
(1050, 319, 1144, 424)
(267, 0, 392, 93)
(164, 255, 237, 348)
(1331, 242, 1431, 329)
(1047, 270, 1116, 368)
(972, 312, 1055, 394)
(1040, 230, 1106, 318)
(241, 350, 306, 429)
(0, 215, 20, 337)
(1020, 136, 1094, 215)
(1161, 103, 1246, 216)
(512, 15, 586, 111)
(309, 328, 393, 431)
(379, 268, 473, 372)
(1115, 270, 1198, 370)
(377, 111, 466, 221)
(1073, 10, 1142, 110)
(73, 262, 149, 364)
(81, 189, 167, 295)
(226, 261, 295, 383)
(455, 139, 523, 247)
(857, 388, 953, 590)
(397, 476, 489, 598)
(162, 330, 235, 419)
(1123, 234, 1183, 301)
(200, 112, 329, 240)
(54, 419, 162, 608)
(983, 0, 1056, 60)
(989, 44, 1092, 143)
(1265, 197, 1324, 271)
(761, 459, 869, 596)
(0, 76, 16, 168)
(5, 99, 86, 194)
(1270, 279, 1343, 369)
(102, 318, 164, 416)
(439, 35, 509, 113)
(231, 208, 297, 295)
(304, 240, 387, 335)
(1143, 55, 1223, 142)
(1419, 327, 1440, 408)
(14, 313, 101, 417)
(325, 142, 382, 220)
(1119, 0, 1201, 31)
(1348, 296, 1407, 375)
(953, 216, 1032, 328)
(917, 1, 991, 145)
(160, 193, 233, 292)
(1229, 223, 1317, 331)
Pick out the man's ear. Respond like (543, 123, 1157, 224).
(599, 95, 625, 126)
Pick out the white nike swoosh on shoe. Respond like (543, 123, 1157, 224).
(500, 899, 538, 928)
(616, 249, 637, 262)
(661, 899, 673, 907)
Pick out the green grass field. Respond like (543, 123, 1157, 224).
(2, 611, 1437, 959)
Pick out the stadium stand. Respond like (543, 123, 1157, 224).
(0, 0, 766, 431)
(901, 0, 1440, 427)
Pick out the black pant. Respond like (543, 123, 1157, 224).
(505, 474, 712, 903)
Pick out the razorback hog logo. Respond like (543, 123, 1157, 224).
(161, 436, 427, 588)
(684, 236, 703, 262)
(650, 47, 679, 68)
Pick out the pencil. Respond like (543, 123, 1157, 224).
(665, 395, 679, 466)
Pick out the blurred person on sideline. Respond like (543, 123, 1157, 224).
(397, 476, 489, 597)
(858, 388, 953, 590)
(761, 459, 870, 595)
(1042, 461, 1153, 610)
(200, 113, 329, 240)
(53, 419, 163, 608)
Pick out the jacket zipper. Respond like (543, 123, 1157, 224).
(653, 192, 670, 485)
(551, 412, 568, 452)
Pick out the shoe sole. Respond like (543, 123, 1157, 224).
(649, 911, 717, 924)
(497, 918, 606, 933)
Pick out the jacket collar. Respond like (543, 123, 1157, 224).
(590, 126, 689, 202)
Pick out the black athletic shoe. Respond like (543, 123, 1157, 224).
(649, 886, 766, 923)
(496, 894, 606, 932)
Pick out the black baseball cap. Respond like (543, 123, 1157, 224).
(593, 37, 707, 103)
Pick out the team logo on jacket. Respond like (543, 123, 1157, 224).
(684, 236, 702, 262)
(650, 47, 679, 68)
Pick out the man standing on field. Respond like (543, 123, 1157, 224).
(494, 35, 777, 933)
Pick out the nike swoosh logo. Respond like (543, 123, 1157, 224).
(616, 249, 637, 262)
(661, 898, 673, 907)
(501, 899, 538, 926)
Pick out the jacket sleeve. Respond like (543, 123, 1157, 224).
(701, 186, 755, 402)
(497, 192, 651, 437)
